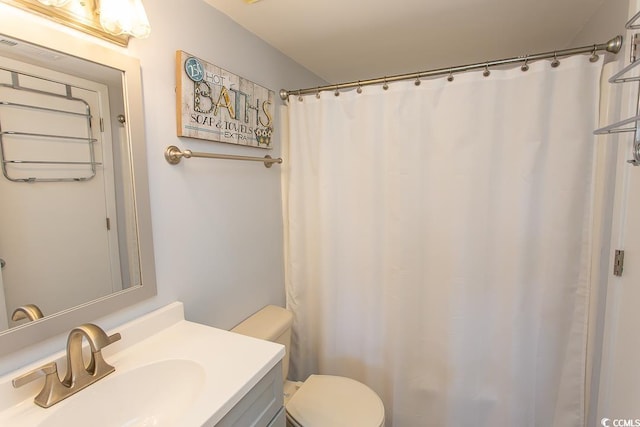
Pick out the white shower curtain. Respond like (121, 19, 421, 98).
(282, 55, 602, 426)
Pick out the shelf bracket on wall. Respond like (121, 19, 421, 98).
(593, 114, 640, 135)
(608, 35, 640, 83)
(626, 10, 640, 30)
(597, 9, 640, 167)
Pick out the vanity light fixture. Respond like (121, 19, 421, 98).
(29, 0, 151, 42)
(98, 0, 150, 39)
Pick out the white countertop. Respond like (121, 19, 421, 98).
(0, 302, 285, 426)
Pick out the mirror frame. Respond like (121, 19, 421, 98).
(0, 4, 156, 356)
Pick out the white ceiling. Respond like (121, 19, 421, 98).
(203, 0, 608, 84)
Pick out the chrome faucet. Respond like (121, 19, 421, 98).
(11, 304, 44, 322)
(12, 323, 121, 408)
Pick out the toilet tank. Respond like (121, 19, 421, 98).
(231, 305, 293, 382)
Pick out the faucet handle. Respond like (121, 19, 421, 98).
(107, 332, 122, 346)
(89, 332, 121, 377)
(12, 362, 58, 388)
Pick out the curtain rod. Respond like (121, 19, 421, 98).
(279, 35, 623, 101)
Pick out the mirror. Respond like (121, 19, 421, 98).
(0, 3, 156, 356)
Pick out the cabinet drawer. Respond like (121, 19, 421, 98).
(216, 362, 283, 427)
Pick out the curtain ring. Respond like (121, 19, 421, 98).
(415, 74, 421, 86)
(589, 45, 600, 63)
(447, 69, 454, 82)
(521, 56, 529, 72)
(483, 63, 491, 77)
(357, 80, 363, 94)
(334, 85, 340, 97)
(316, 87, 321, 99)
(297, 90, 303, 102)
(383, 77, 389, 91)
(551, 52, 560, 68)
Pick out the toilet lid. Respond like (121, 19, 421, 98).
(286, 375, 385, 427)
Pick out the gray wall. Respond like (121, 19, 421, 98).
(120, 0, 325, 329)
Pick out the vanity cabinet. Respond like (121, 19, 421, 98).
(215, 361, 285, 427)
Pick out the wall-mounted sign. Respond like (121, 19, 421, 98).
(176, 51, 274, 148)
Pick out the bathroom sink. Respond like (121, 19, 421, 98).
(41, 359, 205, 427)
(0, 302, 285, 427)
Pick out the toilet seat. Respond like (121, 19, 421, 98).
(285, 375, 385, 427)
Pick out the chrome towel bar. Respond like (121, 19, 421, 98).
(164, 145, 283, 168)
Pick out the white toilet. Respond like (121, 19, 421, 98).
(232, 305, 385, 427)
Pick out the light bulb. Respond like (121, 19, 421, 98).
(100, 0, 151, 39)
